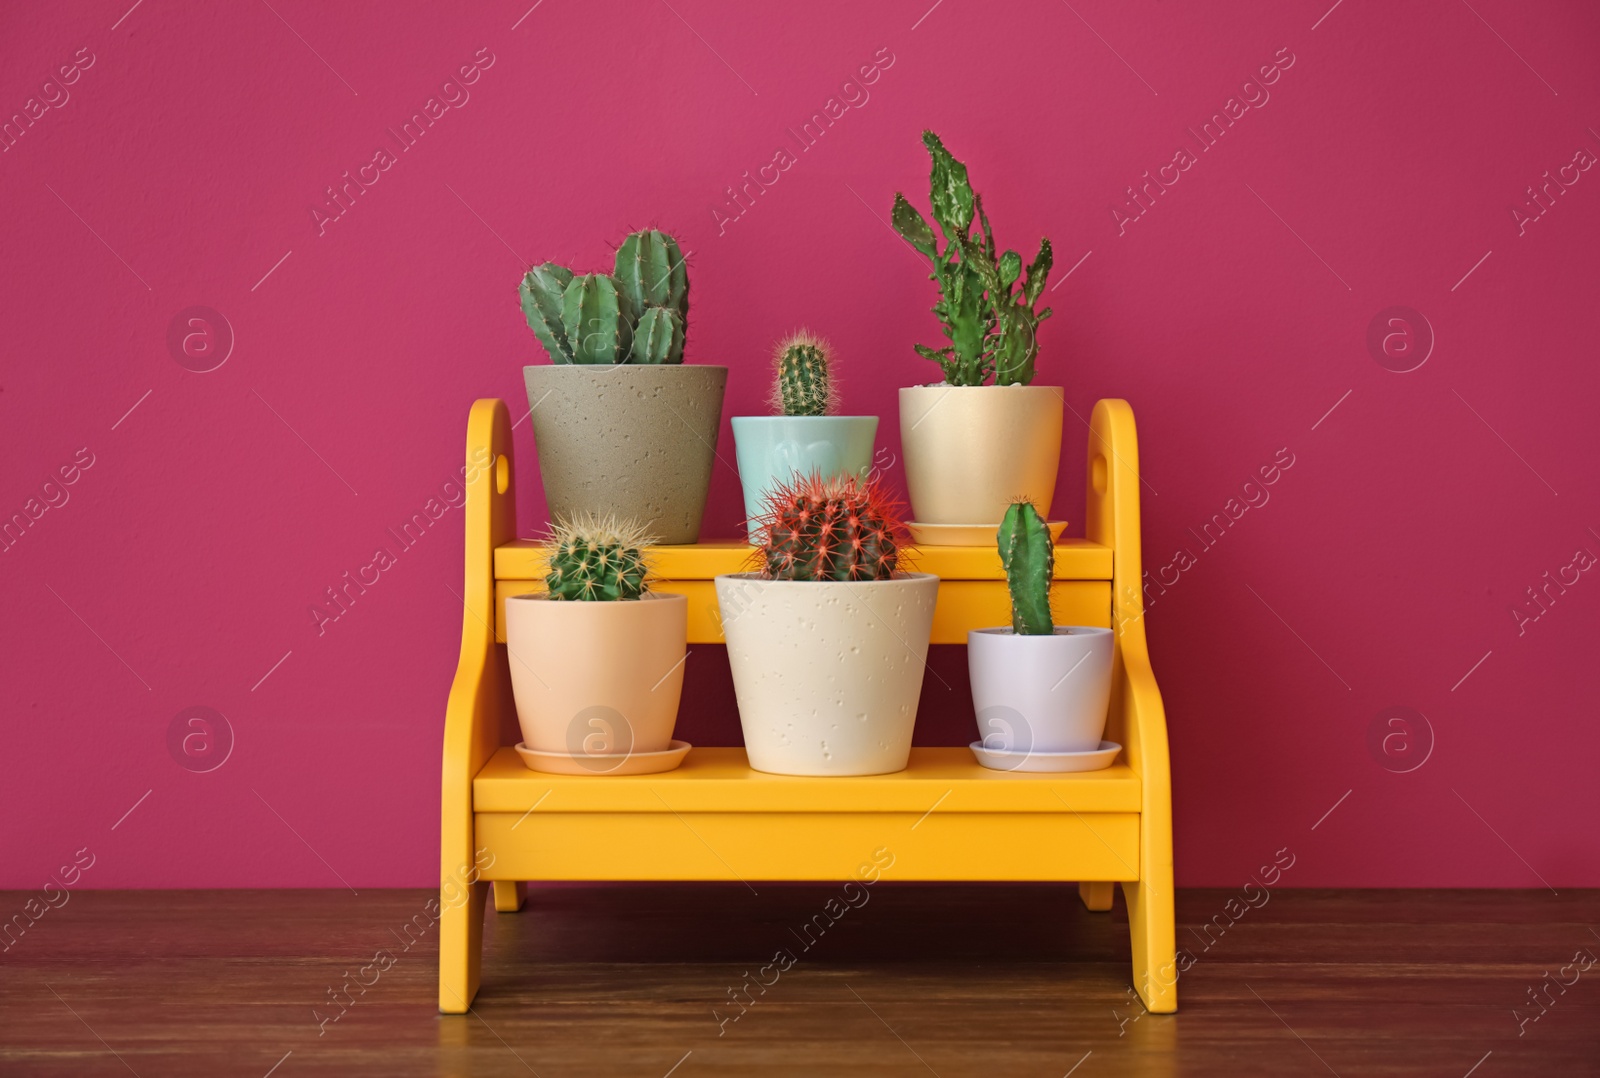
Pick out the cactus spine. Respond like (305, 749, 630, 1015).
(771, 331, 837, 417)
(997, 500, 1054, 634)
(520, 229, 690, 365)
(891, 131, 1053, 386)
(756, 473, 906, 582)
(543, 513, 654, 601)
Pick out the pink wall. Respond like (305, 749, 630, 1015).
(4, 1, 1598, 892)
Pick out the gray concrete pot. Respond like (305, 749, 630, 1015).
(523, 365, 727, 544)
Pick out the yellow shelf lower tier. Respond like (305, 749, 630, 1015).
(473, 747, 1141, 882)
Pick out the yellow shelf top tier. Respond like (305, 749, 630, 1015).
(494, 539, 1112, 582)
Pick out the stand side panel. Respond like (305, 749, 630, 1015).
(439, 398, 517, 1012)
(1086, 398, 1177, 1013)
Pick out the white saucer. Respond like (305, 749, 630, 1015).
(909, 520, 1069, 546)
(515, 739, 692, 776)
(968, 739, 1121, 773)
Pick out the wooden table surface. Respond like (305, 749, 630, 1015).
(2, 886, 1596, 1076)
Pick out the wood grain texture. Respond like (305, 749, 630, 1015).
(2, 887, 1596, 1076)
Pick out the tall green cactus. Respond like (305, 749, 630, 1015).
(543, 513, 653, 601)
(892, 131, 1053, 386)
(562, 274, 634, 364)
(997, 500, 1054, 635)
(615, 230, 689, 322)
(519, 230, 690, 365)
(771, 331, 836, 416)
(519, 262, 575, 363)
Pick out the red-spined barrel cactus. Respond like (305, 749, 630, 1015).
(755, 473, 907, 582)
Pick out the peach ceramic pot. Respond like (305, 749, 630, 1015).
(898, 384, 1064, 525)
(504, 592, 687, 761)
(714, 572, 939, 776)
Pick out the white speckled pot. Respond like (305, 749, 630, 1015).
(714, 572, 939, 776)
(524, 365, 727, 543)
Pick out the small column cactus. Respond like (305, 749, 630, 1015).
(770, 331, 838, 417)
(543, 514, 654, 601)
(997, 500, 1054, 634)
(755, 473, 906, 582)
(519, 229, 690, 365)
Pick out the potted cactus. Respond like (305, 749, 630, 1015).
(714, 473, 937, 776)
(503, 514, 691, 775)
(730, 331, 878, 540)
(891, 132, 1065, 539)
(519, 229, 726, 544)
(967, 501, 1116, 773)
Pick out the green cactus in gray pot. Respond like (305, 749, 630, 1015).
(997, 499, 1054, 635)
(615, 229, 689, 324)
(562, 273, 635, 364)
(519, 262, 575, 363)
(630, 306, 685, 365)
(520, 230, 690, 365)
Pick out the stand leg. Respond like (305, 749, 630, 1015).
(1123, 876, 1177, 1013)
(1078, 881, 1114, 911)
(493, 881, 526, 912)
(438, 880, 487, 1013)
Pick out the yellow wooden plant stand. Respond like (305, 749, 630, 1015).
(440, 397, 1176, 1014)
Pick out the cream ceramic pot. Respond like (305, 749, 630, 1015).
(898, 384, 1063, 524)
(715, 572, 939, 776)
(504, 592, 687, 762)
(968, 626, 1113, 754)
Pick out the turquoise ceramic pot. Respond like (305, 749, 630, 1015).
(731, 415, 879, 533)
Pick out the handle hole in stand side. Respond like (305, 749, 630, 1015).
(495, 454, 510, 494)
(1091, 454, 1108, 495)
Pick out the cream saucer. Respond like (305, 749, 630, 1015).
(909, 520, 1069, 546)
(515, 739, 692, 776)
(968, 739, 1121, 773)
